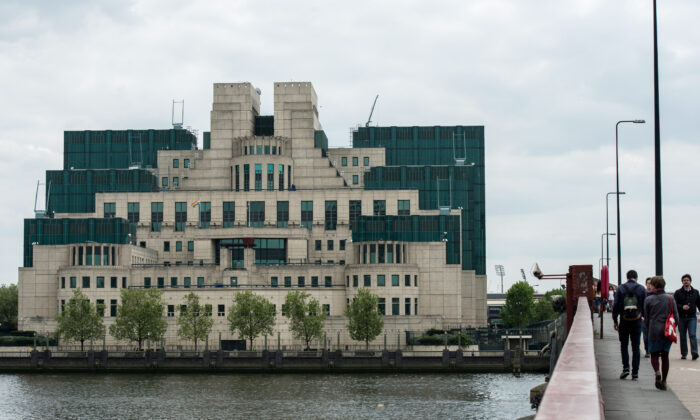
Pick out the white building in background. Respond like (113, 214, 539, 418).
(19, 81, 487, 349)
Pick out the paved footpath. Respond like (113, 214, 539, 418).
(594, 311, 696, 419)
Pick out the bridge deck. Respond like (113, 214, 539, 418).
(595, 311, 695, 419)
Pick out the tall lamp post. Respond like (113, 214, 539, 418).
(615, 120, 645, 285)
(653, 0, 663, 275)
(606, 191, 625, 279)
(600, 232, 616, 273)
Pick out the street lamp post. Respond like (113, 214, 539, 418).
(606, 191, 625, 276)
(615, 120, 645, 285)
(600, 232, 616, 273)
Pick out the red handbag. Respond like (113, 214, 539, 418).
(665, 295, 678, 343)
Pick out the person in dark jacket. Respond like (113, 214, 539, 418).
(644, 276, 680, 390)
(612, 269, 647, 380)
(673, 273, 700, 360)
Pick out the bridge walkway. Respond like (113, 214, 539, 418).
(595, 310, 695, 419)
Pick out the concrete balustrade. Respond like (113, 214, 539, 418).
(536, 297, 603, 419)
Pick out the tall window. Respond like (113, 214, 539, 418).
(405, 298, 411, 315)
(176, 241, 182, 252)
(392, 274, 399, 286)
(278, 164, 285, 191)
(248, 201, 265, 227)
(235, 165, 240, 191)
(298, 276, 305, 287)
(353, 275, 358, 287)
(377, 275, 385, 287)
(96, 276, 105, 288)
(352, 157, 358, 166)
(373, 200, 386, 216)
(392, 297, 400, 315)
(398, 200, 410, 216)
(199, 201, 211, 228)
(341, 157, 347, 166)
(254, 163, 262, 191)
(284, 276, 291, 287)
(353, 175, 358, 185)
(104, 202, 116, 218)
(161, 177, 168, 187)
(267, 164, 274, 191)
(243, 164, 250, 191)
(324, 276, 332, 287)
(96, 300, 105, 317)
(301, 201, 313, 230)
(197, 277, 205, 288)
(364, 157, 370, 166)
(184, 159, 190, 168)
(277, 201, 289, 227)
(173, 159, 179, 168)
(110, 299, 117, 317)
(187, 241, 194, 251)
(110, 276, 117, 288)
(127, 202, 140, 223)
(151, 202, 163, 232)
(175, 202, 187, 232)
(378, 298, 385, 315)
(324, 200, 337, 230)
(349, 200, 361, 231)
(223, 201, 235, 228)
(157, 277, 164, 289)
(311, 276, 319, 288)
(364, 275, 371, 287)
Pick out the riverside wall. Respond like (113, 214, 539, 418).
(0, 349, 549, 373)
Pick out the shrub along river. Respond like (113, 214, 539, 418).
(0, 372, 540, 419)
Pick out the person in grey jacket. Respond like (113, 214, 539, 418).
(644, 276, 680, 390)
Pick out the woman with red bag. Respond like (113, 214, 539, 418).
(644, 276, 680, 390)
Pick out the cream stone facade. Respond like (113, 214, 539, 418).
(19, 81, 487, 349)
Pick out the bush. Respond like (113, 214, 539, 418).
(426, 328, 446, 336)
(0, 336, 35, 346)
(448, 333, 473, 346)
(417, 335, 444, 345)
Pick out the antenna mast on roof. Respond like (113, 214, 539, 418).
(365, 95, 379, 127)
(172, 99, 184, 129)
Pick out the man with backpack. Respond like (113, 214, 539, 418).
(612, 269, 647, 380)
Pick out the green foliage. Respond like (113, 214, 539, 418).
(56, 289, 105, 351)
(500, 281, 535, 328)
(417, 335, 443, 345)
(426, 328, 445, 336)
(533, 289, 567, 322)
(345, 288, 384, 349)
(227, 290, 276, 350)
(177, 292, 213, 352)
(109, 289, 167, 350)
(284, 291, 326, 350)
(0, 284, 18, 331)
(448, 332, 474, 346)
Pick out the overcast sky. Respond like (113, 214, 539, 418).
(1, 0, 698, 293)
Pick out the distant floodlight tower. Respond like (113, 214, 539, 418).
(520, 268, 527, 282)
(495, 265, 505, 293)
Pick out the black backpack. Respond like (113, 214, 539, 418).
(621, 284, 641, 321)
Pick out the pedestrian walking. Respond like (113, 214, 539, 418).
(642, 277, 653, 358)
(608, 285, 615, 312)
(673, 273, 700, 360)
(644, 276, 680, 390)
(613, 269, 646, 380)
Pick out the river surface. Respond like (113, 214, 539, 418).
(0, 372, 541, 419)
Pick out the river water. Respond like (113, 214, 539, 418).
(0, 372, 541, 419)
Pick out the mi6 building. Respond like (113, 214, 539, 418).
(19, 81, 486, 348)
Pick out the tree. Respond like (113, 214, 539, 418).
(55, 289, 105, 351)
(227, 290, 275, 350)
(109, 289, 167, 350)
(345, 288, 384, 350)
(284, 290, 326, 350)
(500, 281, 535, 328)
(533, 289, 566, 322)
(177, 292, 213, 352)
(0, 284, 18, 331)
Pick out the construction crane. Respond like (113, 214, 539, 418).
(365, 95, 379, 127)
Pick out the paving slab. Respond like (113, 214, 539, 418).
(594, 311, 694, 419)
